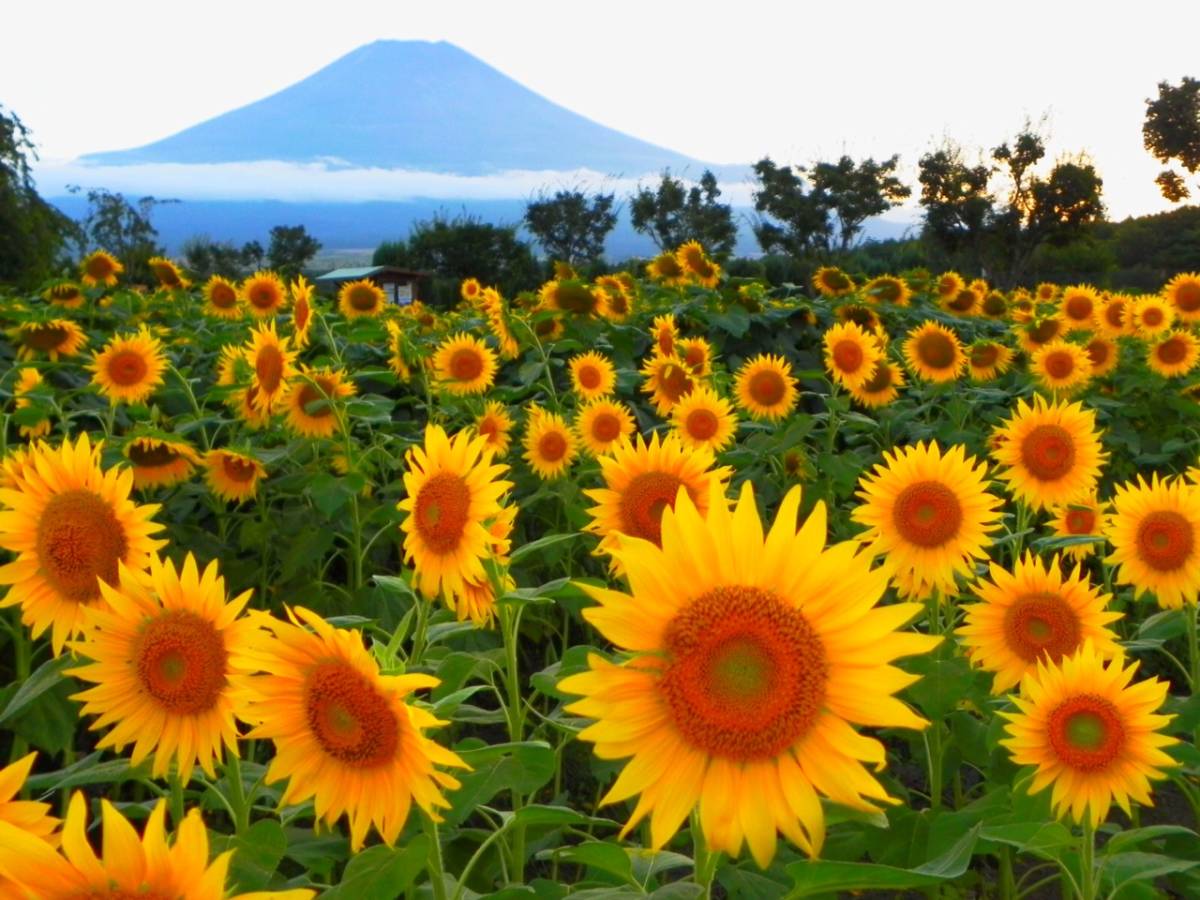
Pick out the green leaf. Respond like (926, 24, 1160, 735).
(1103, 825, 1198, 855)
(445, 742, 556, 826)
(980, 822, 1076, 859)
(509, 533, 580, 566)
(320, 836, 430, 900)
(25, 755, 146, 792)
(373, 574, 418, 602)
(547, 841, 633, 882)
(211, 820, 287, 892)
(511, 804, 611, 829)
(0, 655, 72, 725)
(307, 472, 354, 517)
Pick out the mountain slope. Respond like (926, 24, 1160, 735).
(83, 41, 712, 176)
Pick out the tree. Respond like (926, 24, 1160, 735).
(629, 170, 738, 257)
(750, 158, 834, 257)
(0, 105, 78, 286)
(523, 188, 617, 264)
(69, 186, 173, 283)
(1143, 77, 1200, 201)
(267, 224, 322, 278)
(807, 155, 911, 251)
(182, 236, 260, 280)
(917, 141, 995, 268)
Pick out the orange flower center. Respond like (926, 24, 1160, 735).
(304, 661, 399, 768)
(1104, 302, 1125, 328)
(685, 408, 720, 442)
(153, 263, 183, 288)
(210, 283, 237, 308)
(983, 294, 1006, 316)
(683, 343, 707, 371)
(589, 412, 622, 444)
(294, 297, 311, 329)
(1175, 281, 1200, 312)
(1029, 319, 1060, 343)
(415, 472, 471, 554)
(106, 350, 150, 387)
(133, 610, 228, 714)
(1085, 340, 1110, 367)
(617, 471, 687, 546)
(892, 480, 963, 548)
(1136, 510, 1194, 572)
(657, 330, 675, 355)
(255, 345, 284, 393)
(249, 283, 281, 310)
(1042, 350, 1076, 381)
(576, 364, 603, 390)
(1020, 425, 1076, 482)
(861, 363, 893, 393)
(606, 290, 629, 316)
(449, 348, 484, 382)
(1142, 307, 1164, 327)
(916, 331, 956, 369)
(1156, 337, 1188, 366)
(85, 256, 116, 279)
(348, 285, 380, 312)
(832, 339, 865, 374)
(221, 455, 259, 483)
(537, 430, 568, 464)
(296, 379, 336, 419)
(1048, 695, 1125, 771)
(1002, 592, 1082, 663)
(1065, 295, 1093, 321)
(1065, 508, 1096, 534)
(948, 289, 976, 312)
(35, 489, 128, 603)
(660, 363, 694, 404)
(747, 369, 786, 407)
(971, 344, 1001, 368)
(660, 586, 826, 761)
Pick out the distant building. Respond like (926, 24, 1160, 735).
(314, 266, 426, 305)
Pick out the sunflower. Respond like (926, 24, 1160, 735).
(0, 752, 58, 851)
(958, 553, 1121, 694)
(1133, 294, 1175, 336)
(1031, 340, 1093, 394)
(203, 449, 266, 503)
(385, 319, 414, 381)
(640, 352, 697, 416)
(482, 287, 521, 358)
(13, 367, 51, 440)
(338, 278, 387, 318)
(1000, 643, 1177, 827)
(12, 319, 87, 361)
(1059, 285, 1099, 331)
(848, 359, 905, 408)
(676, 336, 714, 377)
(1048, 495, 1110, 562)
(398, 424, 511, 601)
(1106, 474, 1200, 608)
(647, 253, 688, 287)
(0, 433, 165, 655)
(533, 312, 564, 342)
(575, 399, 637, 457)
(569, 351, 617, 400)
(595, 275, 634, 321)
(241, 270, 288, 317)
(1147, 329, 1200, 377)
(461, 277, 483, 305)
(540, 279, 602, 315)
(811, 265, 854, 297)
(432, 332, 498, 396)
(290, 275, 316, 348)
(89, 327, 167, 406)
(980, 291, 1008, 319)
(1035, 282, 1059, 303)
(1164, 272, 1200, 323)
(201, 274, 242, 319)
(903, 321, 965, 383)
(242, 320, 296, 414)
(1095, 295, 1132, 337)
(148, 256, 189, 290)
(650, 313, 678, 355)
(836, 303, 883, 336)
(80, 249, 122, 287)
(1084, 336, 1119, 377)
(675, 241, 721, 288)
(991, 395, 1107, 511)
(967, 341, 1014, 381)
(943, 287, 981, 316)
(671, 386, 738, 452)
(523, 407, 578, 480)
(934, 271, 964, 300)
(852, 441, 1002, 597)
(560, 481, 938, 866)
(585, 432, 730, 562)
(734, 354, 798, 421)
(122, 434, 202, 489)
(69, 553, 259, 782)
(863, 274, 911, 306)
(474, 400, 515, 455)
(1017, 316, 1065, 354)
(284, 366, 356, 439)
(823, 322, 882, 390)
(43, 280, 85, 309)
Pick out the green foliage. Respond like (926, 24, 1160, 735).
(523, 188, 617, 264)
(181, 235, 264, 280)
(1143, 76, 1200, 201)
(628, 170, 738, 258)
(266, 224, 322, 278)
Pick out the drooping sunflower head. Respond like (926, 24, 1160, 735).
(523, 407, 578, 480)
(540, 278, 602, 315)
(89, 326, 168, 406)
(13, 319, 88, 361)
(852, 440, 1003, 596)
(823, 321, 883, 390)
(863, 274, 911, 306)
(903, 320, 965, 383)
(122, 434, 202, 489)
(958, 552, 1121, 694)
(967, 340, 1015, 381)
(79, 249, 123, 287)
(569, 351, 617, 400)
(1106, 473, 1200, 608)
(675, 240, 721, 288)
(43, 280, 85, 309)
(284, 366, 356, 439)
(241, 270, 288, 317)
(980, 291, 1009, 319)
(1084, 336, 1119, 377)
(595, 274, 635, 321)
(1048, 495, 1110, 562)
(1018, 316, 1065, 353)
(1031, 339, 1093, 394)
(561, 480, 938, 865)
(647, 252, 687, 286)
(432, 332, 498, 395)
(474, 400, 515, 456)
(640, 351, 697, 416)
(934, 271, 964, 299)
(1059, 285, 1099, 330)
(734, 353, 798, 421)
(835, 302, 883, 335)
(1000, 642, 1177, 827)
(148, 256, 189, 290)
(671, 385, 738, 452)
(848, 359, 906, 408)
(649, 313, 678, 355)
(13, 367, 51, 439)
(0, 433, 166, 655)
(1164, 271, 1200, 322)
(203, 448, 267, 503)
(991, 394, 1107, 511)
(1096, 295, 1132, 337)
(201, 274, 242, 319)
(676, 336, 715, 376)
(811, 265, 854, 297)
(290, 275, 317, 347)
(339, 278, 387, 318)
(943, 286, 981, 316)
(1148, 329, 1200, 378)
(575, 398, 637, 457)
(1133, 294, 1174, 336)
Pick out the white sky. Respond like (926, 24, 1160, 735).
(5, 0, 1199, 219)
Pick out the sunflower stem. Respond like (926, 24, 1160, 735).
(500, 603, 528, 882)
(691, 814, 721, 898)
(421, 812, 450, 900)
(998, 846, 1016, 900)
(1077, 818, 1097, 900)
(8, 617, 29, 764)
(1186, 603, 1200, 693)
(224, 752, 250, 835)
(168, 770, 185, 830)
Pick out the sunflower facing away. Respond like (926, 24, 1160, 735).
(290, 275, 316, 348)
(671, 385, 738, 452)
(234, 607, 466, 850)
(13, 319, 88, 361)
(283, 366, 356, 439)
(675, 240, 721, 288)
(1031, 340, 1093, 394)
(148, 256, 189, 290)
(903, 321, 965, 383)
(69, 553, 259, 782)
(852, 441, 1002, 598)
(1106, 474, 1200, 608)
(958, 553, 1121, 694)
(569, 351, 617, 400)
(646, 253, 688, 287)
(43, 280, 85, 309)
(811, 265, 855, 297)
(13, 367, 51, 440)
(848, 360, 905, 409)
(398, 424, 512, 602)
(241, 270, 288, 317)
(575, 398, 637, 457)
(650, 313, 678, 355)
(202, 274, 242, 319)
(734, 353, 798, 421)
(823, 321, 883, 390)
(1147, 329, 1200, 378)
(0, 791, 313, 900)
(523, 407, 578, 480)
(474, 400, 515, 455)
(0, 433, 165, 655)
(640, 352, 697, 416)
(1047, 495, 1110, 562)
(123, 434, 202, 489)
(79, 249, 123, 287)
(432, 332, 498, 396)
(540, 279, 601, 316)
(203, 449, 267, 503)
(1000, 642, 1177, 827)
(863, 274, 911, 305)
(338, 278, 387, 318)
(1164, 272, 1200, 323)
(1017, 316, 1065, 354)
(560, 481, 938, 866)
(89, 327, 167, 406)
(991, 395, 1107, 511)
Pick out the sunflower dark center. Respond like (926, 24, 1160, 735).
(1176, 282, 1200, 312)
(590, 412, 622, 444)
(892, 480, 963, 548)
(255, 345, 284, 393)
(221, 456, 259, 483)
(1020, 425, 1076, 481)
(1048, 695, 1125, 771)
(1065, 508, 1096, 534)
(210, 283, 237, 308)
(415, 472, 471, 554)
(748, 369, 786, 407)
(617, 471, 687, 546)
(1136, 510, 1194, 572)
(1065, 295, 1093, 321)
(917, 332, 956, 369)
(1157, 337, 1188, 365)
(538, 430, 568, 463)
(1003, 592, 1082, 663)
(128, 443, 181, 468)
(1043, 350, 1076, 380)
(304, 661, 400, 768)
(832, 339, 865, 374)
(449, 348, 484, 382)
(35, 489, 128, 603)
(133, 610, 228, 715)
(348, 285, 380, 312)
(23, 325, 69, 350)
(686, 409, 720, 441)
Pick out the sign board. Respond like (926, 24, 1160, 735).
(394, 283, 413, 305)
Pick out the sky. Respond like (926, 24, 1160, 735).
(5, 0, 1199, 220)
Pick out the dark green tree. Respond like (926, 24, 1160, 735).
(1143, 77, 1200, 201)
(267, 224, 322, 278)
(0, 106, 78, 286)
(750, 158, 834, 257)
(241, 240, 266, 271)
(808, 155, 911, 251)
(182, 236, 254, 280)
(917, 141, 995, 268)
(523, 188, 617, 264)
(629, 170, 738, 257)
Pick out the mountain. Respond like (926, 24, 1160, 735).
(82, 40, 719, 177)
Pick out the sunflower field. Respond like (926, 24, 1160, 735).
(2, 246, 1200, 899)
